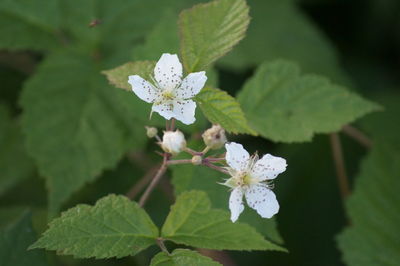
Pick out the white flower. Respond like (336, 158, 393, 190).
(222, 142, 287, 222)
(128, 53, 207, 125)
(161, 130, 186, 155)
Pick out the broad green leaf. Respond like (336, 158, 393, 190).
(337, 143, 400, 266)
(161, 190, 285, 251)
(133, 11, 180, 61)
(0, 211, 48, 266)
(102, 61, 155, 91)
(238, 60, 381, 142)
(171, 163, 283, 244)
(0, 0, 59, 50)
(30, 194, 158, 259)
(195, 87, 256, 135)
(20, 51, 147, 214)
(150, 249, 221, 266)
(0, 104, 34, 196)
(179, 0, 250, 72)
(219, 0, 349, 84)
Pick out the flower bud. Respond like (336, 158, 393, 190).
(202, 124, 227, 149)
(145, 126, 158, 138)
(191, 155, 202, 165)
(161, 130, 186, 155)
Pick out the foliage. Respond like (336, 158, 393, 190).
(0, 0, 398, 265)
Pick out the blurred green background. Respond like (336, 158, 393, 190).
(1, 0, 399, 265)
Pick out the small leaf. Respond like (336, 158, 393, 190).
(179, 0, 250, 72)
(195, 87, 256, 135)
(239, 60, 381, 142)
(161, 191, 285, 251)
(0, 211, 48, 266)
(102, 61, 155, 91)
(30, 194, 158, 259)
(337, 143, 400, 266)
(150, 249, 221, 266)
(0, 104, 34, 196)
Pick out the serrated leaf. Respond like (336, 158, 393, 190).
(150, 249, 221, 266)
(179, 0, 250, 72)
(337, 144, 400, 266)
(30, 194, 158, 259)
(102, 61, 155, 91)
(0, 0, 59, 50)
(171, 162, 283, 244)
(238, 60, 381, 142)
(195, 87, 256, 135)
(20, 51, 147, 214)
(0, 211, 48, 266)
(0, 104, 34, 196)
(219, 0, 349, 84)
(161, 190, 285, 251)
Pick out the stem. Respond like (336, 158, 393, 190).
(183, 147, 202, 156)
(203, 162, 229, 174)
(125, 167, 158, 200)
(156, 238, 170, 255)
(329, 133, 350, 200)
(167, 159, 193, 165)
(139, 154, 169, 207)
(170, 118, 175, 131)
(342, 125, 372, 149)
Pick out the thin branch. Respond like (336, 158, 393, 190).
(156, 238, 170, 255)
(170, 118, 175, 131)
(342, 125, 372, 149)
(139, 154, 169, 207)
(125, 166, 158, 200)
(167, 159, 193, 165)
(202, 162, 229, 175)
(329, 133, 351, 200)
(183, 147, 202, 156)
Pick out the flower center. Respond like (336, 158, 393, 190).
(234, 171, 252, 187)
(162, 90, 175, 100)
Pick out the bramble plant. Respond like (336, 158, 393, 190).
(1, 0, 398, 265)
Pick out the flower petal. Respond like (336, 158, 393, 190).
(251, 154, 287, 181)
(229, 187, 245, 222)
(245, 184, 279, 219)
(225, 142, 250, 171)
(154, 53, 183, 90)
(175, 71, 207, 99)
(172, 99, 196, 125)
(152, 101, 174, 120)
(128, 75, 159, 103)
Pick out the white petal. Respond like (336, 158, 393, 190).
(172, 99, 196, 125)
(154, 53, 183, 90)
(245, 184, 279, 219)
(251, 154, 287, 181)
(128, 75, 159, 103)
(229, 187, 245, 222)
(152, 101, 174, 120)
(175, 71, 207, 99)
(225, 142, 250, 171)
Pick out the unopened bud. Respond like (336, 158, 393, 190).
(145, 126, 158, 138)
(191, 155, 202, 165)
(161, 130, 186, 155)
(202, 124, 227, 149)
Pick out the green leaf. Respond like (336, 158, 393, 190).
(219, 0, 349, 84)
(238, 60, 381, 142)
(30, 194, 158, 259)
(102, 61, 155, 91)
(161, 190, 285, 251)
(0, 211, 48, 266)
(150, 249, 221, 266)
(20, 51, 147, 214)
(337, 143, 400, 266)
(0, 0, 59, 50)
(171, 163, 283, 244)
(195, 87, 256, 135)
(179, 0, 250, 72)
(0, 104, 34, 196)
